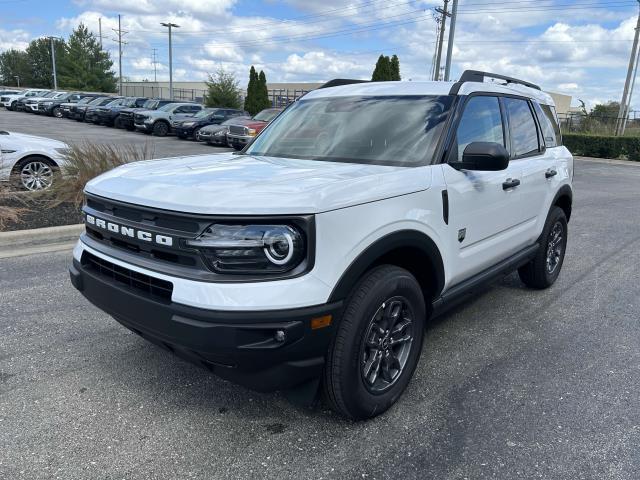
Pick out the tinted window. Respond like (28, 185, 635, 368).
(246, 95, 454, 167)
(504, 97, 539, 157)
(453, 96, 504, 162)
(533, 102, 561, 147)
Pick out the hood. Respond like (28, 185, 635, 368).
(231, 118, 267, 128)
(85, 153, 431, 215)
(0, 131, 67, 150)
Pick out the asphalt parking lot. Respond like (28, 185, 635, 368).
(0, 109, 233, 158)
(1, 159, 639, 479)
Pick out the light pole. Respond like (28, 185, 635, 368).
(444, 0, 458, 81)
(47, 36, 62, 90)
(161, 22, 180, 100)
(14, 75, 20, 87)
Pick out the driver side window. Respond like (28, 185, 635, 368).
(452, 96, 504, 162)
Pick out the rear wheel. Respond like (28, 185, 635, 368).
(518, 206, 568, 289)
(9, 101, 17, 111)
(153, 121, 169, 137)
(52, 107, 63, 118)
(114, 115, 124, 129)
(193, 127, 202, 141)
(323, 265, 426, 420)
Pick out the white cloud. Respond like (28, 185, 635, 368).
(0, 28, 30, 52)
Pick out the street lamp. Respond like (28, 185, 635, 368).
(160, 22, 180, 100)
(14, 75, 20, 87)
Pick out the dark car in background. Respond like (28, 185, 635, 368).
(173, 108, 248, 140)
(196, 116, 251, 146)
(85, 97, 124, 123)
(117, 99, 174, 131)
(226, 108, 283, 150)
(59, 95, 102, 118)
(38, 92, 94, 117)
(95, 97, 148, 127)
(69, 96, 115, 121)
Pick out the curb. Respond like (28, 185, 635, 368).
(0, 224, 83, 257)
(575, 156, 640, 167)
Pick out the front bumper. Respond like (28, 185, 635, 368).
(135, 122, 152, 132)
(174, 126, 196, 137)
(227, 133, 255, 148)
(69, 255, 341, 391)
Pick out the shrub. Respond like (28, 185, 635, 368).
(46, 142, 153, 207)
(0, 189, 29, 231)
(562, 133, 640, 161)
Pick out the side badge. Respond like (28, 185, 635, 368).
(458, 228, 466, 243)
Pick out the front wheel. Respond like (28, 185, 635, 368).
(12, 157, 57, 191)
(518, 206, 568, 289)
(193, 127, 201, 141)
(323, 265, 426, 420)
(52, 107, 62, 118)
(153, 121, 169, 137)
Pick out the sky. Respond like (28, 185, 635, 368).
(1, 0, 640, 109)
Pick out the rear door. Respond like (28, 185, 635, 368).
(442, 94, 527, 285)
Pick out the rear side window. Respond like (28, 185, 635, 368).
(533, 101, 561, 147)
(504, 98, 540, 158)
(453, 95, 504, 162)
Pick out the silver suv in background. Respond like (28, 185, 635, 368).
(134, 103, 203, 136)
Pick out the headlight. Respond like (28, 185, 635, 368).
(182, 122, 195, 127)
(144, 117, 153, 123)
(186, 224, 305, 273)
(214, 130, 226, 136)
(43, 101, 53, 106)
(248, 128, 257, 136)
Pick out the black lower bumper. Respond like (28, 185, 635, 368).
(69, 257, 341, 392)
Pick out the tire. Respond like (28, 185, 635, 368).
(152, 121, 169, 137)
(192, 127, 202, 141)
(323, 265, 426, 420)
(9, 101, 16, 111)
(12, 156, 58, 191)
(114, 116, 124, 129)
(518, 206, 568, 289)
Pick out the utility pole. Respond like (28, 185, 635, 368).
(434, 0, 450, 81)
(47, 36, 60, 90)
(14, 75, 20, 87)
(621, 41, 640, 135)
(152, 48, 158, 83)
(161, 22, 180, 100)
(99, 17, 103, 48)
(616, 0, 640, 136)
(113, 15, 128, 96)
(444, 0, 458, 81)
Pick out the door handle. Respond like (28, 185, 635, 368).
(545, 169, 558, 179)
(502, 178, 521, 190)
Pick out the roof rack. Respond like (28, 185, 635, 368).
(457, 70, 541, 91)
(319, 79, 369, 89)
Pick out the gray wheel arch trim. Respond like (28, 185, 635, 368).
(327, 230, 445, 303)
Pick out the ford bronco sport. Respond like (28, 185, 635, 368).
(69, 70, 573, 420)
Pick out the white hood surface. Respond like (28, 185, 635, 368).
(85, 153, 432, 215)
(0, 131, 67, 150)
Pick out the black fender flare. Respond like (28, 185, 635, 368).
(551, 184, 573, 221)
(328, 230, 445, 303)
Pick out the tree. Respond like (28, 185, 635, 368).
(243, 66, 259, 115)
(204, 68, 242, 109)
(58, 24, 116, 92)
(26, 38, 65, 88)
(256, 70, 272, 112)
(589, 101, 620, 119)
(0, 49, 30, 86)
(390, 54, 401, 81)
(371, 54, 399, 82)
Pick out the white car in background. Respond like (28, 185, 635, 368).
(0, 131, 69, 191)
(1, 89, 50, 111)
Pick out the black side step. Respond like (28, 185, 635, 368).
(431, 243, 539, 317)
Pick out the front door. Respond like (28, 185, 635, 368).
(442, 95, 528, 286)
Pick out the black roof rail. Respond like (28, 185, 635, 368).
(319, 79, 369, 89)
(457, 70, 541, 91)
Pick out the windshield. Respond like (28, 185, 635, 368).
(88, 97, 107, 105)
(105, 98, 123, 107)
(122, 98, 139, 107)
(142, 100, 158, 109)
(253, 109, 281, 122)
(42, 92, 58, 98)
(193, 108, 216, 119)
(246, 95, 454, 167)
(78, 97, 93, 104)
(158, 103, 177, 112)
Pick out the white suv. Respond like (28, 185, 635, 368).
(1, 89, 50, 111)
(69, 70, 573, 420)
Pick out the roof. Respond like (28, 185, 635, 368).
(304, 79, 555, 106)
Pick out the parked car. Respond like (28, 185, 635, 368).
(117, 99, 174, 131)
(85, 97, 124, 123)
(59, 95, 103, 118)
(226, 108, 283, 150)
(38, 92, 92, 117)
(95, 97, 148, 127)
(197, 116, 251, 146)
(134, 103, 203, 136)
(20, 91, 68, 113)
(69, 70, 573, 420)
(0, 130, 68, 191)
(173, 108, 248, 140)
(68, 96, 114, 121)
(1, 89, 50, 111)
(0, 89, 22, 97)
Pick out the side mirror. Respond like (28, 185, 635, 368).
(450, 142, 509, 171)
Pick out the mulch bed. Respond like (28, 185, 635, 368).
(0, 195, 82, 232)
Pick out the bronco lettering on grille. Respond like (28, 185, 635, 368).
(85, 214, 173, 247)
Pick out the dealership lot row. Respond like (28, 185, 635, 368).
(0, 160, 639, 479)
(0, 109, 233, 158)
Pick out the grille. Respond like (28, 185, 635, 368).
(229, 125, 248, 136)
(82, 251, 173, 301)
(0, 97, 8, 102)
(120, 111, 133, 119)
(134, 113, 147, 123)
